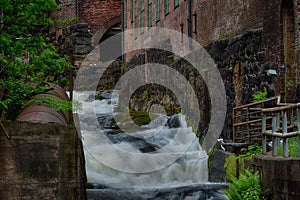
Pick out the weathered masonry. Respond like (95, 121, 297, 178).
(0, 121, 86, 200)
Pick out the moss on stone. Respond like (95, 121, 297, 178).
(164, 104, 181, 115)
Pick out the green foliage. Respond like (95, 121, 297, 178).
(224, 170, 262, 200)
(120, 63, 126, 75)
(237, 144, 262, 159)
(33, 96, 72, 111)
(0, 0, 71, 119)
(252, 87, 268, 102)
(228, 65, 234, 72)
(54, 17, 78, 28)
(164, 104, 181, 115)
(224, 154, 247, 180)
(277, 137, 299, 157)
(224, 144, 262, 182)
(219, 33, 235, 40)
(286, 80, 294, 91)
(168, 55, 174, 63)
(141, 90, 149, 100)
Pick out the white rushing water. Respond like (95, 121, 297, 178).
(74, 91, 208, 188)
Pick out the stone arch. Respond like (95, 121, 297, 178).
(280, 0, 297, 102)
(91, 17, 121, 47)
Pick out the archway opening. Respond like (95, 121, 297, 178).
(99, 23, 122, 62)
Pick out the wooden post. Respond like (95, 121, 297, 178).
(297, 108, 300, 157)
(262, 114, 267, 155)
(272, 116, 277, 156)
(282, 111, 288, 157)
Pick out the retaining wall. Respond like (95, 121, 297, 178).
(0, 121, 86, 200)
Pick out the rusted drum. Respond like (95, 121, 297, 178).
(16, 84, 70, 125)
(16, 104, 68, 125)
(46, 82, 69, 100)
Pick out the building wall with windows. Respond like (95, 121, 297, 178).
(125, 0, 300, 98)
(125, 0, 264, 45)
(123, 0, 300, 138)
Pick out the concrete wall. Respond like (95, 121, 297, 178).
(0, 121, 86, 200)
(255, 155, 300, 200)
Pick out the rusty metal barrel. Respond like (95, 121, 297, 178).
(16, 83, 70, 125)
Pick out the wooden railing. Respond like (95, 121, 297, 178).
(262, 103, 300, 157)
(233, 96, 280, 144)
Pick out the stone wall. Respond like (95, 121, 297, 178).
(206, 29, 275, 138)
(122, 29, 271, 140)
(0, 121, 86, 200)
(50, 0, 77, 22)
(51, 23, 93, 68)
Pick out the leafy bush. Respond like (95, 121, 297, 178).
(33, 96, 72, 112)
(237, 144, 262, 159)
(252, 87, 268, 102)
(0, 0, 71, 119)
(224, 170, 262, 200)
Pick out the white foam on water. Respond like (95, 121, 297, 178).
(75, 91, 208, 188)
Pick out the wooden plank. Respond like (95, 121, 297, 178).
(233, 96, 280, 110)
(233, 117, 272, 127)
(262, 131, 300, 138)
(262, 103, 300, 113)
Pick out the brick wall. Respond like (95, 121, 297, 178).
(78, 0, 121, 34)
(126, 0, 264, 46)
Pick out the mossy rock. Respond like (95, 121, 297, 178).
(224, 155, 253, 181)
(113, 109, 159, 133)
(85, 182, 94, 189)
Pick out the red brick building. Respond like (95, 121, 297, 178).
(51, 0, 121, 46)
(124, 0, 300, 101)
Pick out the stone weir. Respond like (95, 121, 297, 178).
(87, 183, 229, 200)
(0, 121, 86, 200)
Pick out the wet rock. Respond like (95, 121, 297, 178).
(87, 183, 229, 200)
(166, 114, 181, 128)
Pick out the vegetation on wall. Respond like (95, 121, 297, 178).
(0, 0, 71, 119)
(252, 87, 268, 102)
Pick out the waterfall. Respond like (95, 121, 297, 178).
(74, 91, 228, 199)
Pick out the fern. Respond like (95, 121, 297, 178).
(224, 170, 262, 200)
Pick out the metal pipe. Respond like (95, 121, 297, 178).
(297, 108, 300, 157)
(188, 0, 192, 49)
(121, 0, 125, 63)
(0, 121, 10, 140)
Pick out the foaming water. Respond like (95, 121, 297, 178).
(74, 91, 209, 188)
